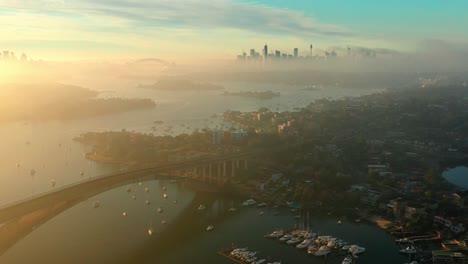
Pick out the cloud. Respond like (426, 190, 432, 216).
(0, 0, 352, 38)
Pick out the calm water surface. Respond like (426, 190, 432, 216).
(0, 78, 389, 263)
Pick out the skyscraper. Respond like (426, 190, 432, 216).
(250, 49, 255, 58)
(310, 44, 313, 57)
(3, 51, 9, 60)
(294, 48, 298, 58)
(275, 50, 281, 58)
(263, 44, 268, 59)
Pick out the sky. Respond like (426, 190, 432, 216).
(1, 0, 468, 61)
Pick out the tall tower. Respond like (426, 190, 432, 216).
(293, 48, 298, 58)
(310, 44, 313, 57)
(263, 43, 268, 59)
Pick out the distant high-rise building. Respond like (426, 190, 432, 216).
(347, 47, 351, 57)
(294, 48, 298, 58)
(275, 50, 281, 58)
(263, 44, 268, 59)
(10, 52, 15, 60)
(250, 49, 256, 58)
(3, 51, 9, 60)
(21, 53, 27, 61)
(310, 44, 313, 57)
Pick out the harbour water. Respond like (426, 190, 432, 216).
(0, 78, 390, 263)
(443, 166, 468, 190)
(0, 179, 408, 264)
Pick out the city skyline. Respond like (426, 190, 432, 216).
(1, 0, 468, 61)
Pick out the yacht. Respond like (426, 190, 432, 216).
(198, 204, 206, 210)
(349, 245, 366, 254)
(145, 200, 151, 205)
(314, 246, 331, 256)
(228, 207, 237, 212)
(307, 245, 318, 254)
(337, 220, 343, 224)
(279, 234, 292, 242)
(206, 225, 214, 231)
(148, 229, 153, 236)
(173, 200, 178, 204)
(161, 220, 167, 224)
(242, 199, 256, 206)
(286, 237, 302, 245)
(122, 212, 127, 216)
(132, 195, 136, 200)
(342, 255, 353, 264)
(144, 187, 149, 193)
(257, 202, 268, 207)
(253, 259, 266, 264)
(267, 230, 284, 239)
(163, 193, 168, 199)
(400, 246, 417, 254)
(157, 207, 163, 213)
(296, 239, 312, 249)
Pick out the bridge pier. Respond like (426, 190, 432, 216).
(231, 160, 235, 177)
(217, 163, 221, 185)
(223, 161, 227, 177)
(209, 164, 212, 184)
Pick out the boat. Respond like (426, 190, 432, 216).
(266, 230, 284, 239)
(198, 204, 206, 210)
(126, 187, 132, 193)
(257, 202, 268, 207)
(228, 207, 237, 212)
(286, 237, 302, 245)
(337, 220, 343, 224)
(144, 187, 149, 193)
(242, 199, 256, 206)
(132, 195, 136, 200)
(314, 246, 331, 256)
(122, 212, 127, 216)
(259, 211, 264, 215)
(163, 193, 168, 199)
(162, 186, 167, 191)
(296, 239, 312, 249)
(349, 245, 366, 254)
(161, 220, 167, 225)
(51, 180, 56, 187)
(279, 234, 292, 242)
(139, 182, 142, 187)
(207, 225, 214, 231)
(145, 200, 151, 205)
(157, 207, 163, 213)
(307, 245, 318, 254)
(148, 229, 153, 236)
(173, 200, 178, 204)
(92, 201, 100, 208)
(400, 246, 417, 254)
(342, 255, 353, 264)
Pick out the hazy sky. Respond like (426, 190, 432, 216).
(1, 0, 467, 61)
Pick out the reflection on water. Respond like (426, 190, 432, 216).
(0, 80, 384, 263)
(0, 179, 407, 264)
